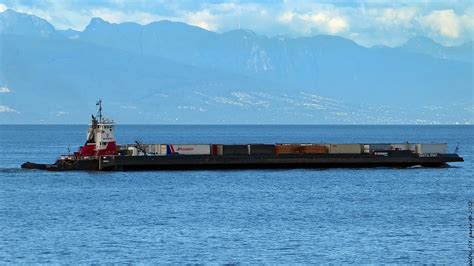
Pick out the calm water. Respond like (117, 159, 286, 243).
(0, 125, 472, 263)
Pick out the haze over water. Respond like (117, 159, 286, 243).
(0, 125, 472, 263)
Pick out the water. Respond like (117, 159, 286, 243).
(0, 125, 472, 263)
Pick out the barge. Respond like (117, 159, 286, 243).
(21, 101, 463, 171)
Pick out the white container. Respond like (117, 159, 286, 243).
(329, 144, 361, 154)
(415, 144, 421, 154)
(363, 145, 370, 153)
(169, 144, 211, 155)
(146, 144, 162, 155)
(144, 144, 153, 153)
(160, 144, 168, 155)
(142, 144, 167, 155)
(419, 144, 447, 154)
(127, 147, 138, 156)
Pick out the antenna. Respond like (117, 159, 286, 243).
(96, 99, 102, 123)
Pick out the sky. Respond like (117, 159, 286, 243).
(0, 0, 473, 47)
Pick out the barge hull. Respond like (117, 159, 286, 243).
(22, 153, 463, 171)
(103, 154, 460, 171)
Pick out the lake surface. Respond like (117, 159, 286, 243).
(0, 125, 472, 263)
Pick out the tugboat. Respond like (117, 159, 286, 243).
(21, 100, 464, 171)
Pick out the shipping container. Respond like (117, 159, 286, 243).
(391, 144, 415, 152)
(248, 144, 275, 155)
(160, 144, 168, 155)
(275, 144, 301, 154)
(127, 147, 138, 156)
(144, 144, 152, 153)
(301, 145, 328, 154)
(275, 144, 328, 154)
(417, 144, 447, 154)
(211, 144, 224, 155)
(142, 144, 155, 154)
(363, 145, 370, 153)
(169, 144, 210, 155)
(366, 144, 392, 152)
(329, 144, 362, 154)
(212, 144, 217, 155)
(147, 144, 163, 155)
(132, 144, 166, 155)
(223, 145, 249, 155)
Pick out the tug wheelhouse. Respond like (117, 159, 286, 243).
(76, 100, 117, 157)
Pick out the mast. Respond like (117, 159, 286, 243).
(96, 99, 102, 123)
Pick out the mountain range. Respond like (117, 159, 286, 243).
(0, 9, 472, 124)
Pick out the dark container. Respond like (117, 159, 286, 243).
(223, 145, 249, 155)
(249, 144, 275, 155)
(368, 144, 392, 151)
(211, 144, 223, 155)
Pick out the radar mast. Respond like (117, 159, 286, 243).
(96, 99, 102, 123)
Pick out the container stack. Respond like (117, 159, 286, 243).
(275, 144, 329, 155)
(416, 144, 447, 154)
(119, 142, 448, 157)
(248, 144, 275, 155)
(169, 144, 210, 155)
(222, 145, 248, 155)
(328, 144, 361, 154)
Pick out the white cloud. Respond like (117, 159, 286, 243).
(120, 105, 137, 109)
(420, 9, 461, 38)
(0, 3, 7, 12)
(89, 8, 167, 27)
(0, 87, 11, 93)
(2, 2, 88, 30)
(327, 17, 349, 34)
(182, 9, 218, 31)
(279, 12, 294, 23)
(2, 1, 473, 46)
(375, 7, 417, 27)
(55, 111, 67, 117)
(0, 105, 17, 113)
(278, 10, 349, 35)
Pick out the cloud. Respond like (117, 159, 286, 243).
(182, 9, 218, 31)
(89, 8, 168, 26)
(420, 9, 468, 39)
(120, 105, 137, 109)
(279, 12, 294, 23)
(375, 7, 417, 27)
(0, 87, 11, 93)
(0, 3, 7, 12)
(280, 11, 349, 35)
(0, 105, 17, 113)
(0, 1, 91, 30)
(54, 111, 68, 117)
(1, 1, 473, 46)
